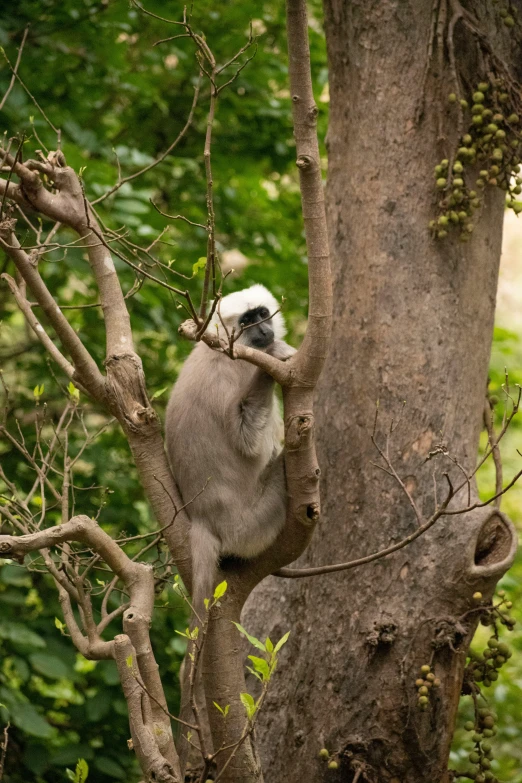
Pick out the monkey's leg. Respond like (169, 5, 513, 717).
(234, 454, 288, 558)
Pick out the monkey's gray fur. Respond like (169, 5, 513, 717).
(165, 284, 295, 611)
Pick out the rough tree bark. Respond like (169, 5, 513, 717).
(245, 2, 520, 782)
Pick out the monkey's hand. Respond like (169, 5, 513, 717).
(268, 340, 297, 361)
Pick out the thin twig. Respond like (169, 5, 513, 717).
(91, 73, 202, 205)
(0, 26, 29, 111)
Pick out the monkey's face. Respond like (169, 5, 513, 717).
(238, 306, 274, 349)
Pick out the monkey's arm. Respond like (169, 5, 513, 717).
(234, 368, 276, 457)
(232, 341, 295, 456)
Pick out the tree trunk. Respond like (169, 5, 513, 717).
(245, 2, 520, 781)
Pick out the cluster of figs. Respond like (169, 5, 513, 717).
(430, 80, 522, 240)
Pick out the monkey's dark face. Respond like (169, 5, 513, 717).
(238, 306, 274, 349)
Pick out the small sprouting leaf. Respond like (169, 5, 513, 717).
(126, 655, 133, 668)
(67, 382, 80, 402)
(248, 655, 270, 681)
(190, 626, 199, 640)
(213, 701, 230, 717)
(224, 704, 230, 717)
(74, 759, 89, 783)
(186, 731, 192, 741)
(54, 617, 66, 635)
(246, 665, 263, 682)
(174, 629, 190, 639)
(204, 598, 210, 610)
(151, 386, 167, 400)
(274, 631, 290, 653)
(33, 384, 44, 400)
(232, 622, 266, 652)
(265, 637, 274, 653)
(240, 692, 256, 720)
(95, 579, 106, 587)
(192, 257, 207, 277)
(79, 166, 87, 177)
(213, 580, 228, 601)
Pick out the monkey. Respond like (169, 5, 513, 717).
(165, 284, 295, 612)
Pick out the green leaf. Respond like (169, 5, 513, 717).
(33, 384, 44, 398)
(240, 692, 256, 720)
(75, 759, 89, 783)
(274, 631, 291, 653)
(0, 621, 46, 649)
(247, 655, 270, 681)
(10, 702, 54, 738)
(213, 700, 230, 717)
(246, 665, 262, 682)
(192, 257, 207, 277)
(67, 382, 80, 401)
(232, 622, 266, 651)
(265, 637, 274, 653)
(150, 386, 167, 400)
(29, 652, 71, 680)
(213, 580, 228, 601)
(94, 756, 125, 779)
(55, 617, 66, 635)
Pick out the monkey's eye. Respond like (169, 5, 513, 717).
(258, 307, 269, 319)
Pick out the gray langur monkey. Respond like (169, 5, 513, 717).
(165, 284, 295, 611)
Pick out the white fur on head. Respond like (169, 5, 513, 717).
(210, 284, 286, 340)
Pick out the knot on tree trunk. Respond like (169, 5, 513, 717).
(296, 154, 313, 170)
(285, 412, 314, 450)
(178, 319, 200, 342)
(296, 501, 320, 526)
(106, 352, 157, 431)
(0, 216, 17, 236)
(468, 509, 517, 579)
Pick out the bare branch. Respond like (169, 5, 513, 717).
(0, 225, 105, 399)
(178, 318, 292, 386)
(1, 272, 75, 379)
(483, 397, 502, 507)
(0, 27, 29, 110)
